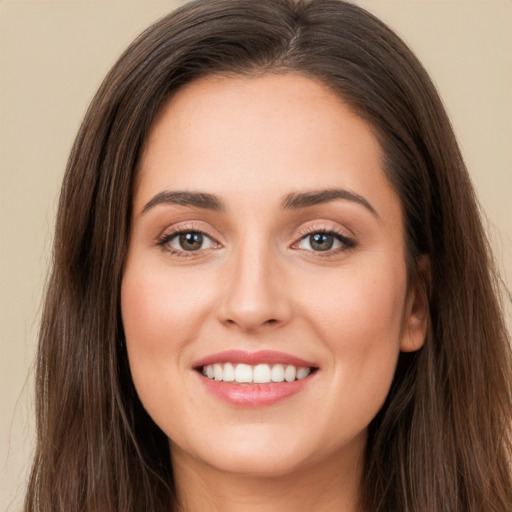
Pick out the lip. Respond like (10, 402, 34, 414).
(198, 376, 314, 407)
(193, 350, 318, 407)
(193, 349, 318, 369)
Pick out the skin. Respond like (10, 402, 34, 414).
(121, 73, 427, 512)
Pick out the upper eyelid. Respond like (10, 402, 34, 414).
(158, 221, 219, 240)
(293, 221, 355, 239)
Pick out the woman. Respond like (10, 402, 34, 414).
(24, 0, 512, 511)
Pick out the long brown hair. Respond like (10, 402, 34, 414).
(25, 1, 511, 511)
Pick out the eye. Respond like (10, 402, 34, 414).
(158, 229, 219, 254)
(293, 230, 355, 254)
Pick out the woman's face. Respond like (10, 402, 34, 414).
(121, 73, 426, 478)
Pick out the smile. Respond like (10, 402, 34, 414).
(193, 350, 318, 407)
(201, 363, 312, 383)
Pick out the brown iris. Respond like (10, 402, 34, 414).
(179, 232, 204, 251)
(309, 233, 334, 251)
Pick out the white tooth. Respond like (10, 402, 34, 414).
(206, 365, 215, 379)
(235, 363, 253, 383)
(271, 364, 285, 382)
(213, 363, 223, 381)
(284, 365, 296, 382)
(222, 362, 235, 382)
(253, 364, 271, 383)
(296, 367, 311, 380)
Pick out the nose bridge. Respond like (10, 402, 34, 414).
(217, 232, 290, 331)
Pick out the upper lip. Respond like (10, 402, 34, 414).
(193, 350, 318, 369)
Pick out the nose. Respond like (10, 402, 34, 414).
(216, 242, 292, 333)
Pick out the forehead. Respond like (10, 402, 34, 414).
(136, 73, 399, 221)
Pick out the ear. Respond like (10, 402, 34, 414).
(400, 255, 430, 353)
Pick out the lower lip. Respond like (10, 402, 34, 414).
(198, 373, 313, 407)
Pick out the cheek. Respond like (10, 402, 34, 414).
(303, 261, 406, 340)
(120, 262, 211, 402)
(298, 260, 407, 415)
(121, 263, 210, 353)
(120, 262, 218, 437)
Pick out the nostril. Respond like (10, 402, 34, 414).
(222, 316, 280, 331)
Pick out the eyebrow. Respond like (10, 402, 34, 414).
(141, 191, 225, 214)
(281, 188, 378, 218)
(141, 187, 378, 218)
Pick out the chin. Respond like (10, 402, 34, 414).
(170, 426, 308, 475)
(169, 422, 367, 479)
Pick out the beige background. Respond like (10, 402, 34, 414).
(1, 0, 511, 510)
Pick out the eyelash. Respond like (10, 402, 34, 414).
(291, 226, 356, 257)
(156, 224, 356, 258)
(156, 223, 220, 257)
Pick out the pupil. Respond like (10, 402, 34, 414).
(179, 232, 203, 251)
(310, 233, 333, 251)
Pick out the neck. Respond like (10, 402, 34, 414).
(171, 441, 366, 512)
